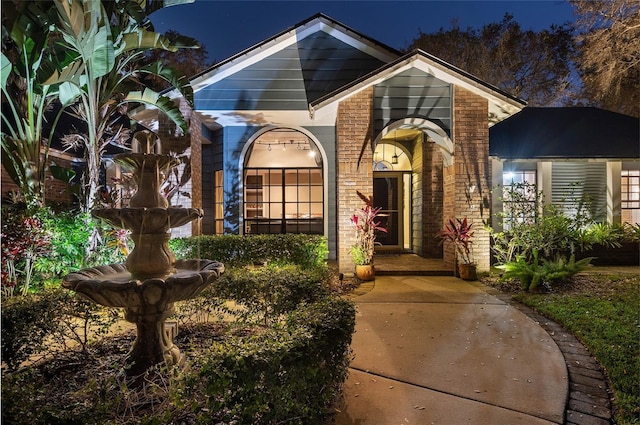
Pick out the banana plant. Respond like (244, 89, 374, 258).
(46, 0, 198, 212)
(1, 1, 60, 210)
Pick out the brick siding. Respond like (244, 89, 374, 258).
(1, 150, 76, 206)
(336, 87, 375, 274)
(450, 86, 491, 271)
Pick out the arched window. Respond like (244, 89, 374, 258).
(243, 128, 324, 235)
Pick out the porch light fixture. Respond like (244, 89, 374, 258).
(391, 132, 399, 165)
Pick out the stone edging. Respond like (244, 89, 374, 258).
(489, 292, 614, 425)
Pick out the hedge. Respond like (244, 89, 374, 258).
(169, 233, 328, 269)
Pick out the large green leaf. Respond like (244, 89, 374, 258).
(1, 53, 11, 90)
(54, 0, 115, 79)
(89, 24, 116, 78)
(50, 162, 77, 183)
(58, 81, 83, 107)
(125, 89, 188, 133)
(118, 29, 199, 55)
(144, 0, 195, 17)
(138, 61, 194, 105)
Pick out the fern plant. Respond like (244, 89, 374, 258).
(498, 249, 593, 292)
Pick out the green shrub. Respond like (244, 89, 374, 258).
(210, 265, 329, 324)
(186, 297, 355, 424)
(3, 236, 353, 424)
(497, 250, 593, 291)
(34, 210, 91, 284)
(1, 290, 65, 370)
(170, 234, 328, 269)
(1, 289, 119, 370)
(2, 294, 356, 425)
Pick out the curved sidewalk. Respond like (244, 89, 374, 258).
(333, 275, 568, 425)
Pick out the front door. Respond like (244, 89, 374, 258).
(373, 173, 403, 249)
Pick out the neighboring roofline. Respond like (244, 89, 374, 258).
(489, 106, 640, 159)
(167, 13, 402, 99)
(309, 49, 526, 116)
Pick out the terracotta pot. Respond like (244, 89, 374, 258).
(355, 264, 375, 281)
(458, 263, 477, 281)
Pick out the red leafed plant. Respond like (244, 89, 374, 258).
(437, 217, 475, 264)
(350, 191, 387, 265)
(1, 212, 51, 295)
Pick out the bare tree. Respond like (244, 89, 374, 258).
(571, 0, 640, 117)
(407, 14, 577, 106)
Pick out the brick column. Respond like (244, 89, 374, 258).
(450, 86, 491, 271)
(336, 87, 374, 274)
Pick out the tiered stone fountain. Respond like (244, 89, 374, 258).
(63, 131, 224, 376)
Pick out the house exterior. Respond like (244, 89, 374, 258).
(490, 107, 640, 231)
(133, 13, 528, 274)
(4, 15, 637, 273)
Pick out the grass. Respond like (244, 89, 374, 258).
(510, 273, 640, 425)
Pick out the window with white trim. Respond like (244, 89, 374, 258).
(502, 170, 537, 230)
(621, 169, 640, 224)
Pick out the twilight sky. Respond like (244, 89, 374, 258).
(150, 0, 576, 63)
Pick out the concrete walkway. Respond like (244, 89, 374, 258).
(332, 275, 568, 425)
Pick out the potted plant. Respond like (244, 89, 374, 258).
(350, 191, 387, 281)
(437, 217, 477, 280)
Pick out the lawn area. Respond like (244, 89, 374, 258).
(507, 272, 639, 425)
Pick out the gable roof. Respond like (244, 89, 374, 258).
(489, 107, 640, 159)
(144, 13, 401, 128)
(137, 14, 524, 129)
(309, 49, 526, 124)
(188, 13, 400, 99)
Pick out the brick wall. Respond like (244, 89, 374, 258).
(336, 87, 374, 274)
(1, 150, 76, 206)
(450, 86, 491, 271)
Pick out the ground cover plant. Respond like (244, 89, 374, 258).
(485, 272, 640, 425)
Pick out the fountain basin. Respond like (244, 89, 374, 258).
(90, 208, 205, 279)
(92, 207, 204, 234)
(63, 259, 224, 376)
(63, 259, 223, 312)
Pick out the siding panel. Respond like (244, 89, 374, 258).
(551, 162, 607, 222)
(374, 68, 452, 136)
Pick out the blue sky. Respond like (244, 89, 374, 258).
(150, 0, 575, 63)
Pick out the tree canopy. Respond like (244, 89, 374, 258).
(407, 14, 576, 107)
(571, 0, 639, 117)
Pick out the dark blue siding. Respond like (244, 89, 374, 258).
(374, 68, 452, 135)
(195, 31, 386, 111)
